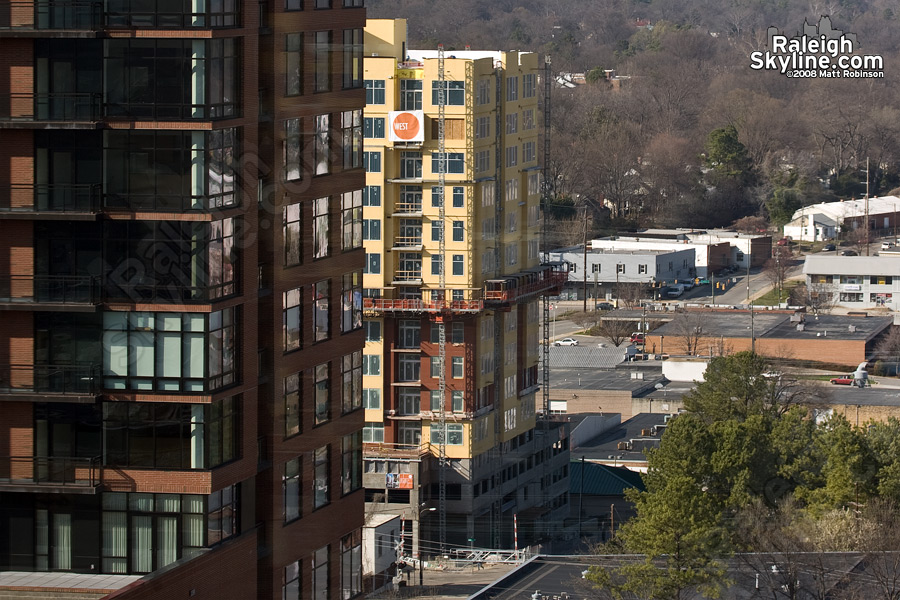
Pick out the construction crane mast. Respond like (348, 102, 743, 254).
(436, 43, 448, 556)
(541, 55, 552, 419)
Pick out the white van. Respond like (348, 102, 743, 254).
(666, 285, 685, 298)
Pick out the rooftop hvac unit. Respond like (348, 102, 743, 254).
(641, 429, 652, 436)
(849, 325, 857, 332)
(617, 441, 631, 451)
(796, 323, 804, 331)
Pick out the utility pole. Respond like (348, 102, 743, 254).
(865, 157, 870, 256)
(582, 206, 588, 313)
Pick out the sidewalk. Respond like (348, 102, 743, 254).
(369, 562, 519, 599)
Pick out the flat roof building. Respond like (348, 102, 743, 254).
(803, 255, 900, 311)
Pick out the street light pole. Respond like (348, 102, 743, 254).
(418, 506, 436, 586)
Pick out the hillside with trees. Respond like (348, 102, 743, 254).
(369, 0, 900, 238)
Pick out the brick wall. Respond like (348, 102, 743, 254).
(0, 402, 32, 479)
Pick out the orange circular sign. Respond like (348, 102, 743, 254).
(392, 112, 421, 140)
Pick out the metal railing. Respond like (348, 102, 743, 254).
(483, 270, 569, 304)
(0, 455, 101, 488)
(364, 288, 484, 314)
(393, 235, 424, 248)
(0, 1, 101, 30)
(0, 183, 101, 214)
(0, 92, 101, 122)
(393, 269, 423, 283)
(0, 275, 100, 304)
(393, 201, 423, 214)
(364, 442, 431, 459)
(104, 280, 236, 303)
(0, 364, 99, 395)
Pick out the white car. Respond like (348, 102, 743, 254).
(554, 338, 579, 346)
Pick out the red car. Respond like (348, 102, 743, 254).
(630, 333, 644, 344)
(830, 375, 854, 385)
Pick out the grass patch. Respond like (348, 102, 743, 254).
(754, 280, 800, 306)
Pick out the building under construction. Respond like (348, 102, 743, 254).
(361, 19, 570, 560)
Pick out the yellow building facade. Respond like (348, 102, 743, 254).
(361, 19, 569, 552)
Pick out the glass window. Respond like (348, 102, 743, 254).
(343, 29, 363, 89)
(362, 354, 380, 376)
(285, 373, 300, 437)
(431, 254, 442, 276)
(283, 287, 301, 351)
(451, 322, 464, 343)
(363, 117, 384, 139)
(364, 321, 381, 342)
(452, 255, 464, 276)
(341, 190, 363, 250)
(398, 422, 421, 445)
(313, 197, 330, 259)
(476, 79, 490, 105)
(313, 280, 330, 342)
(523, 73, 536, 97)
(432, 153, 464, 174)
(431, 219, 443, 242)
(314, 363, 330, 424)
(430, 356, 442, 378)
(341, 531, 363, 598)
(342, 111, 362, 170)
(363, 185, 381, 206)
(315, 114, 330, 175)
(363, 151, 381, 173)
(452, 221, 464, 242)
(430, 390, 442, 411)
(431, 186, 443, 208)
(363, 219, 380, 241)
(284, 118, 301, 181)
(398, 388, 420, 415)
(431, 81, 464, 105)
(286, 34, 302, 96)
(102, 310, 235, 392)
(400, 79, 422, 110)
(341, 433, 362, 495)
(506, 76, 518, 101)
(342, 351, 362, 414)
(398, 320, 421, 349)
(207, 484, 238, 546)
(284, 457, 301, 522)
(397, 354, 420, 382)
(363, 388, 380, 409)
(363, 423, 384, 443)
(314, 31, 331, 92)
(365, 79, 385, 104)
(341, 271, 363, 332)
(451, 356, 463, 378)
(452, 390, 464, 412)
(285, 0, 302, 10)
(431, 424, 463, 445)
(400, 152, 422, 179)
(313, 446, 330, 509)
(313, 545, 329, 599)
(284, 203, 301, 266)
(452, 186, 464, 208)
(284, 561, 300, 600)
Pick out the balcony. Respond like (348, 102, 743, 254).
(0, 455, 101, 493)
(392, 270, 423, 286)
(392, 235, 424, 251)
(0, 1, 101, 34)
(0, 183, 101, 219)
(0, 275, 100, 309)
(392, 201, 423, 217)
(363, 288, 483, 315)
(0, 364, 99, 400)
(0, 0, 240, 34)
(483, 266, 569, 305)
(0, 93, 101, 128)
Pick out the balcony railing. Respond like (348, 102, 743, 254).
(0, 275, 100, 305)
(0, 183, 101, 215)
(0, 364, 99, 396)
(392, 270, 423, 283)
(0, 92, 101, 123)
(105, 280, 236, 303)
(393, 235, 423, 249)
(0, 1, 101, 30)
(364, 288, 484, 314)
(393, 201, 423, 215)
(0, 455, 101, 489)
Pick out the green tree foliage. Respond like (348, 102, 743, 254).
(704, 125, 754, 186)
(585, 351, 900, 596)
(765, 188, 802, 226)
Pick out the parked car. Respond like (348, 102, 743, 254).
(840, 250, 858, 256)
(630, 332, 645, 344)
(830, 375, 855, 385)
(822, 243, 836, 251)
(776, 238, 791, 246)
(882, 241, 895, 250)
(554, 338, 578, 346)
(596, 302, 614, 311)
(666, 285, 685, 298)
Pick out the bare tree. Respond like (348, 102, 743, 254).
(570, 310, 600, 332)
(670, 312, 706, 355)
(616, 283, 649, 309)
(844, 227, 869, 256)
(595, 318, 635, 347)
(791, 282, 836, 315)
(873, 326, 900, 376)
(732, 215, 768, 233)
(763, 246, 792, 302)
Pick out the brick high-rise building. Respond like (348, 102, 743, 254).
(0, 1, 365, 598)
(360, 19, 570, 559)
